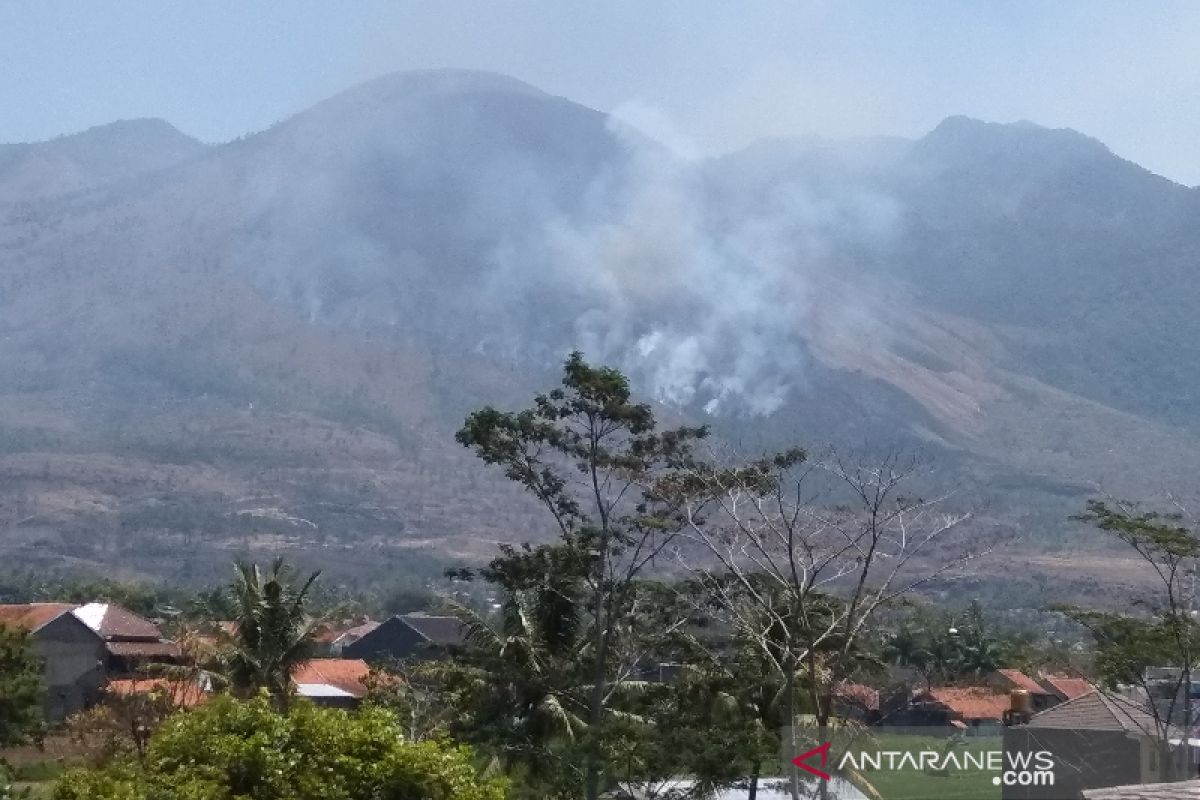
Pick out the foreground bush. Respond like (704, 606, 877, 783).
(53, 694, 507, 800)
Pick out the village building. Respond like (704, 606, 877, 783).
(909, 686, 1012, 734)
(339, 613, 467, 663)
(0, 602, 184, 721)
(0, 603, 106, 721)
(292, 658, 371, 709)
(100, 658, 372, 711)
(989, 669, 1061, 713)
(1039, 674, 1096, 703)
(71, 602, 182, 675)
(1002, 690, 1195, 800)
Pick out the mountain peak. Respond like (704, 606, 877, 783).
(0, 117, 204, 201)
(917, 115, 1111, 167)
(299, 69, 551, 122)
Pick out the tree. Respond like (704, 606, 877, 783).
(676, 449, 974, 799)
(52, 694, 507, 800)
(439, 551, 589, 798)
(66, 684, 180, 766)
(455, 352, 706, 800)
(665, 623, 811, 800)
(362, 669, 456, 743)
(1062, 499, 1200, 779)
(438, 542, 678, 798)
(0, 623, 43, 748)
(222, 559, 321, 711)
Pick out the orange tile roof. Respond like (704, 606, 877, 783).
(0, 603, 79, 631)
(1040, 674, 1094, 701)
(292, 659, 370, 697)
(995, 668, 1050, 694)
(106, 678, 208, 709)
(924, 687, 1011, 721)
(835, 682, 881, 711)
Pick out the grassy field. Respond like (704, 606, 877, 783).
(841, 732, 1003, 800)
(2, 735, 79, 799)
(6, 760, 63, 799)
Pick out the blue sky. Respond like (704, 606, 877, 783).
(2, 1, 1198, 183)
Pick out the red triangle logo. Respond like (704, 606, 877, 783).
(791, 741, 833, 781)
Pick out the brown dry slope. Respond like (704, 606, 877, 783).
(2, 71, 1199, 593)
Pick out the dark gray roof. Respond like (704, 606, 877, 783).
(398, 613, 468, 646)
(1083, 780, 1200, 799)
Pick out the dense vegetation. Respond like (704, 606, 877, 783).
(53, 696, 506, 800)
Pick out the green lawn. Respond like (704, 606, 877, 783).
(4, 755, 69, 799)
(839, 732, 1003, 800)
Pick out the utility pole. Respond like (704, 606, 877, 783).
(1186, 555, 1196, 778)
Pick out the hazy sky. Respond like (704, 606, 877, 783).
(3, 1, 1199, 184)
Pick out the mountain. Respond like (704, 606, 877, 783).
(1, 69, 1197, 597)
(0, 118, 205, 202)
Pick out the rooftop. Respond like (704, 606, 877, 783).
(330, 620, 380, 646)
(995, 668, 1050, 694)
(105, 640, 183, 659)
(1083, 779, 1200, 799)
(835, 682, 881, 712)
(292, 658, 370, 698)
(1040, 674, 1094, 701)
(296, 683, 356, 699)
(106, 677, 208, 708)
(0, 603, 79, 632)
(1024, 690, 1170, 735)
(399, 613, 467, 646)
(921, 687, 1011, 721)
(73, 603, 165, 641)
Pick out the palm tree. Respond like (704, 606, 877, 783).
(432, 544, 656, 798)
(437, 581, 590, 797)
(222, 559, 321, 711)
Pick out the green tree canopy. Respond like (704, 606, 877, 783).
(52, 694, 507, 800)
(454, 352, 707, 800)
(0, 622, 43, 748)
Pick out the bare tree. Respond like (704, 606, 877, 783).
(674, 447, 977, 799)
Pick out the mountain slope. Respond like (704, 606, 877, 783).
(1, 70, 1197, 589)
(0, 118, 204, 202)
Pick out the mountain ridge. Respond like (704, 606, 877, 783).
(0, 70, 1196, 597)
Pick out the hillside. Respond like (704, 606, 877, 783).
(1, 69, 1197, 594)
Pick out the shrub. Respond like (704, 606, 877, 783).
(53, 693, 506, 800)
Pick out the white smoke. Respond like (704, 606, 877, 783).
(490, 110, 902, 416)
(228, 77, 904, 417)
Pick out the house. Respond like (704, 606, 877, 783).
(328, 620, 381, 655)
(101, 659, 372, 711)
(340, 614, 467, 663)
(106, 676, 210, 709)
(71, 602, 182, 675)
(292, 658, 371, 709)
(989, 669, 1060, 713)
(1040, 674, 1095, 703)
(910, 686, 1012, 735)
(0, 603, 107, 721)
(1002, 690, 1193, 800)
